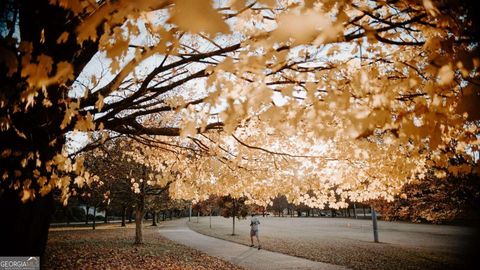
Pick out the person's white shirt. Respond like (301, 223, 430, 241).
(250, 216, 260, 230)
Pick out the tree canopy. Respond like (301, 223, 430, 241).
(1, 0, 479, 217)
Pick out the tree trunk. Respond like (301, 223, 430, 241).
(92, 206, 96, 230)
(0, 190, 54, 256)
(151, 211, 157, 226)
(232, 199, 236, 235)
(134, 206, 143, 244)
(128, 208, 133, 223)
(0, 0, 102, 258)
(121, 205, 126, 227)
(134, 178, 145, 244)
(65, 206, 70, 224)
(85, 205, 90, 224)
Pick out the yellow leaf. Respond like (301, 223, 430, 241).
(258, 0, 276, 6)
(56, 31, 69, 44)
(273, 11, 334, 44)
(21, 188, 33, 203)
(281, 86, 294, 97)
(95, 94, 104, 111)
(74, 112, 95, 131)
(180, 120, 197, 138)
(74, 176, 86, 188)
(437, 65, 454, 85)
(170, 0, 229, 35)
(423, 0, 440, 16)
(61, 100, 79, 129)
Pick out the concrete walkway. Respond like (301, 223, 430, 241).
(158, 218, 347, 270)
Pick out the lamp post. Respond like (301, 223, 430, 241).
(372, 207, 379, 243)
(188, 202, 192, 222)
(353, 203, 357, 219)
(359, 40, 379, 244)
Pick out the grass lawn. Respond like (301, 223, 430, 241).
(44, 223, 244, 270)
(188, 216, 474, 270)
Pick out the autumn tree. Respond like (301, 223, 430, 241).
(216, 195, 252, 235)
(82, 139, 173, 243)
(108, 173, 136, 227)
(145, 192, 167, 226)
(372, 151, 480, 224)
(269, 195, 288, 216)
(1, 0, 479, 256)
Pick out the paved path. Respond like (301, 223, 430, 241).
(158, 218, 347, 270)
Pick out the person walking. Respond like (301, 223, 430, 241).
(250, 213, 261, 249)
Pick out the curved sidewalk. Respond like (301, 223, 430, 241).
(158, 218, 348, 270)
